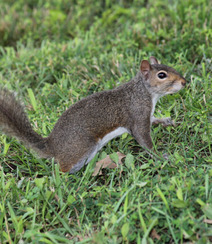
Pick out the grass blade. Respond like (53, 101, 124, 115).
(27, 88, 37, 111)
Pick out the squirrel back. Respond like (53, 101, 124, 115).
(0, 56, 186, 173)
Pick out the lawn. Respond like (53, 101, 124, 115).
(0, 0, 212, 243)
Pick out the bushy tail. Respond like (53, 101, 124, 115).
(0, 89, 52, 158)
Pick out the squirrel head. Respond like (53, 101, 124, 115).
(140, 56, 186, 96)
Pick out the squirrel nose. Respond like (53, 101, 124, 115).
(181, 80, 186, 87)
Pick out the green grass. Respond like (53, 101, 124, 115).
(0, 0, 212, 243)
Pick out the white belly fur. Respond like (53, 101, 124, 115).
(69, 127, 129, 173)
(150, 93, 161, 124)
(98, 127, 129, 150)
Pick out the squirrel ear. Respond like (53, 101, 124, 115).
(149, 56, 158, 65)
(140, 60, 151, 79)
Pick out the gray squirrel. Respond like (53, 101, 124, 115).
(0, 56, 186, 173)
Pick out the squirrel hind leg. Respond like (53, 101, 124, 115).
(57, 145, 99, 174)
(69, 147, 98, 174)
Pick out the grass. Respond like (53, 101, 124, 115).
(0, 0, 212, 243)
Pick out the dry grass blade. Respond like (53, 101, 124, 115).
(203, 219, 212, 224)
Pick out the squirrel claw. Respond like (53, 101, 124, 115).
(162, 153, 169, 160)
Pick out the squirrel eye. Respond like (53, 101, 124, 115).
(157, 72, 167, 79)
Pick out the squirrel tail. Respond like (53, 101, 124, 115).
(0, 89, 53, 158)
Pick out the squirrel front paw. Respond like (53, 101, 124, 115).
(161, 117, 175, 127)
(152, 117, 175, 127)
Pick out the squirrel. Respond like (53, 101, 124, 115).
(0, 56, 186, 173)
